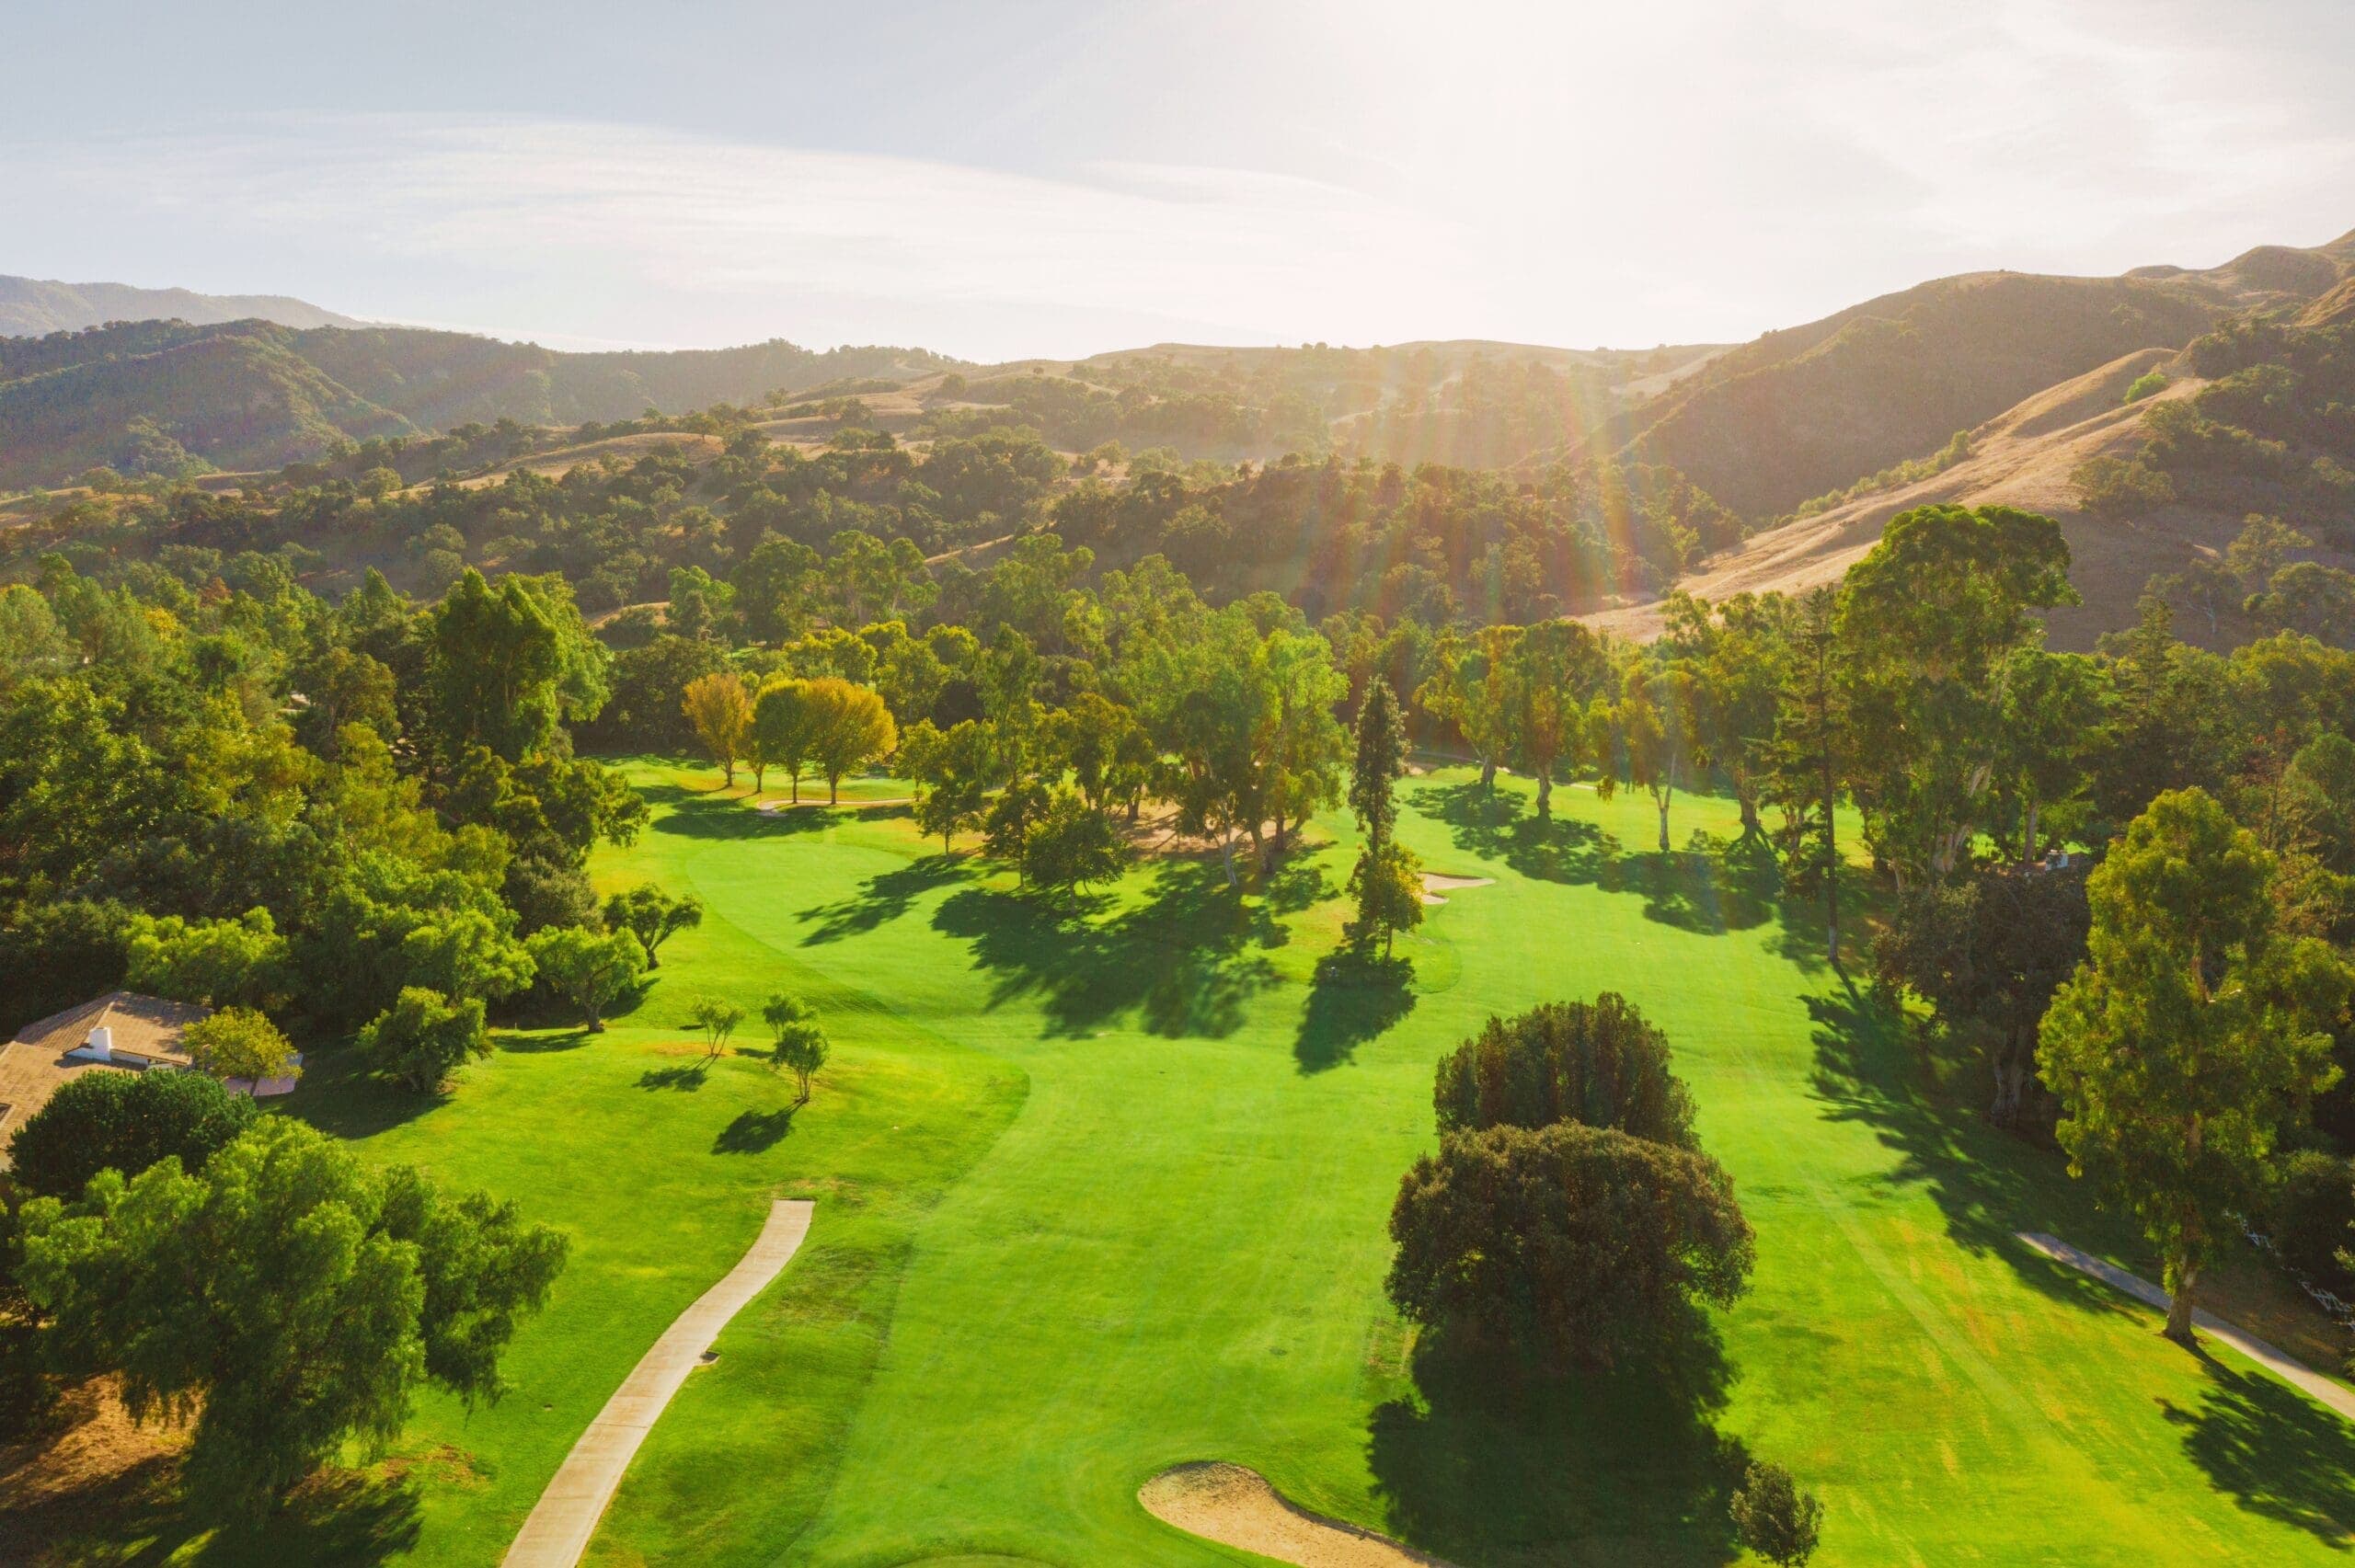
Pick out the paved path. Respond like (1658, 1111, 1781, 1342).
(2016, 1231, 2355, 1423)
(504, 1201, 816, 1567)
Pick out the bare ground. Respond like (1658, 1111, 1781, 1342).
(1139, 1463, 1458, 1568)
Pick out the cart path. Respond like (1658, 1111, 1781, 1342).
(2016, 1231, 2355, 1423)
(503, 1200, 817, 1567)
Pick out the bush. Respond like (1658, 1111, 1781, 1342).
(1386, 1121, 1752, 1368)
(2070, 455, 2177, 520)
(2267, 1150, 2355, 1294)
(2122, 370, 2169, 404)
(357, 987, 490, 1093)
(1730, 1460, 1823, 1565)
(1431, 994, 1696, 1149)
(5, 1068, 257, 1201)
(182, 1006, 301, 1083)
(1021, 789, 1131, 896)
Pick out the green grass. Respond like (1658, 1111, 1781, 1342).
(60, 761, 2355, 1563)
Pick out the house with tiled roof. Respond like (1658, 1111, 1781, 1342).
(0, 991, 298, 1170)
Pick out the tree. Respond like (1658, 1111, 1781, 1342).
(1046, 692, 1146, 812)
(1615, 664, 1696, 853)
(1350, 840, 1424, 957)
(803, 677, 897, 804)
(1386, 1121, 1753, 1368)
(1431, 995, 1697, 1148)
(526, 925, 645, 1033)
(602, 883, 704, 969)
(357, 987, 491, 1093)
(428, 568, 564, 763)
(983, 777, 1051, 885)
(5, 1069, 256, 1202)
(17, 1118, 566, 1516)
(1730, 1461, 1824, 1566)
(687, 995, 745, 1059)
(1349, 678, 1408, 853)
(763, 993, 831, 1104)
(124, 907, 286, 1010)
(750, 676, 819, 801)
(1767, 587, 1845, 963)
(682, 671, 753, 787)
(1504, 621, 1604, 817)
(901, 718, 998, 852)
(1022, 789, 1132, 898)
(181, 1006, 301, 1085)
(1416, 625, 1517, 790)
(2040, 788, 2351, 1343)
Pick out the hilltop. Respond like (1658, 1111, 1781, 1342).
(0, 273, 365, 336)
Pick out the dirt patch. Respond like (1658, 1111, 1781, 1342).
(1139, 1462, 1456, 1567)
(1418, 873, 1494, 907)
(0, 1376, 186, 1559)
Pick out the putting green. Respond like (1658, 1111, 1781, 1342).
(278, 762, 2355, 1564)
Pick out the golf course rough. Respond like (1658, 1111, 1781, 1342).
(334, 762, 2354, 1566)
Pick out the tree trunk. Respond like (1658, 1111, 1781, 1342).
(1657, 789, 1671, 853)
(829, 773, 840, 805)
(1738, 791, 1761, 840)
(1534, 770, 1553, 818)
(1479, 756, 1497, 792)
(2163, 1258, 2200, 1345)
(1219, 828, 1239, 889)
(790, 772, 800, 804)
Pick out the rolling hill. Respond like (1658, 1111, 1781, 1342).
(0, 273, 365, 336)
(1581, 232, 2355, 523)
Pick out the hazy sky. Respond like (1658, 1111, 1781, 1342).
(6, 0, 2352, 360)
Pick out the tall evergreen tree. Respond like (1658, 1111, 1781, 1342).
(1350, 678, 1408, 852)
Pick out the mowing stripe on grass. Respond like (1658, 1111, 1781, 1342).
(2017, 1233, 2355, 1424)
(503, 1200, 817, 1567)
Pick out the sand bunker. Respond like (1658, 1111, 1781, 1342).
(1418, 872, 1495, 906)
(1139, 1462, 1456, 1568)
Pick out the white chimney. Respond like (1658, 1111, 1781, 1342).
(84, 1024, 113, 1061)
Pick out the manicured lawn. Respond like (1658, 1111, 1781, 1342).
(89, 761, 2353, 1563)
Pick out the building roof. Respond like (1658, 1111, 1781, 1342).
(0, 992, 213, 1170)
(14, 991, 209, 1067)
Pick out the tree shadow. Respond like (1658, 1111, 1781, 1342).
(1295, 947, 1418, 1072)
(1408, 782, 1776, 938)
(640, 783, 839, 841)
(2162, 1354, 2355, 1543)
(0, 1443, 421, 1567)
(495, 1027, 595, 1054)
(1805, 977, 2146, 1323)
(713, 1104, 798, 1154)
(1367, 1317, 1747, 1567)
(931, 856, 1286, 1038)
(638, 1063, 709, 1092)
(281, 1043, 437, 1141)
(799, 853, 971, 945)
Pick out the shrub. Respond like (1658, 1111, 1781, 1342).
(357, 987, 490, 1093)
(2070, 455, 2177, 520)
(182, 1007, 301, 1083)
(2122, 370, 2169, 404)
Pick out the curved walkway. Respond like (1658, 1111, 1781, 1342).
(1139, 1462, 1458, 1568)
(504, 1200, 816, 1567)
(2016, 1231, 2355, 1423)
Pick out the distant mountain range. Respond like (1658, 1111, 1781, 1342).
(0, 274, 367, 336)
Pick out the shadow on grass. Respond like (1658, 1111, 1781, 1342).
(495, 1027, 595, 1054)
(2163, 1354, 2355, 1543)
(931, 853, 1315, 1038)
(713, 1104, 798, 1154)
(643, 781, 912, 841)
(638, 1062, 710, 1092)
(281, 1044, 436, 1141)
(1368, 1322, 1746, 1567)
(1408, 781, 1784, 940)
(1294, 947, 1418, 1072)
(799, 853, 973, 945)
